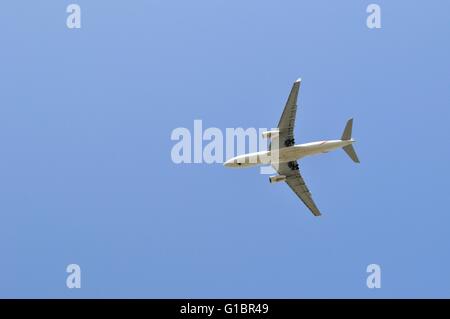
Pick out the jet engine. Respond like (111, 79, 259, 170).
(269, 175, 286, 183)
(262, 130, 279, 139)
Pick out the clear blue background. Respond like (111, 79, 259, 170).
(1, 1, 449, 298)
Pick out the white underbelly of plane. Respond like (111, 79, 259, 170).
(275, 140, 350, 163)
(224, 140, 352, 167)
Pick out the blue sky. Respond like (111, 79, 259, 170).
(0, 1, 449, 298)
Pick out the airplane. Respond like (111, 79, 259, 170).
(223, 78, 359, 216)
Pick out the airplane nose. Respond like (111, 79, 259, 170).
(224, 158, 235, 167)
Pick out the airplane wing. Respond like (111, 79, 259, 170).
(270, 78, 301, 150)
(273, 161, 322, 216)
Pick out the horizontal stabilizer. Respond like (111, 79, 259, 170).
(343, 145, 360, 163)
(341, 118, 353, 141)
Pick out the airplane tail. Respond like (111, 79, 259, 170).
(341, 118, 360, 163)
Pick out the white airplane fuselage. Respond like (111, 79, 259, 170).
(224, 139, 355, 168)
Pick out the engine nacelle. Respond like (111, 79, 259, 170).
(262, 130, 279, 139)
(269, 175, 286, 183)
